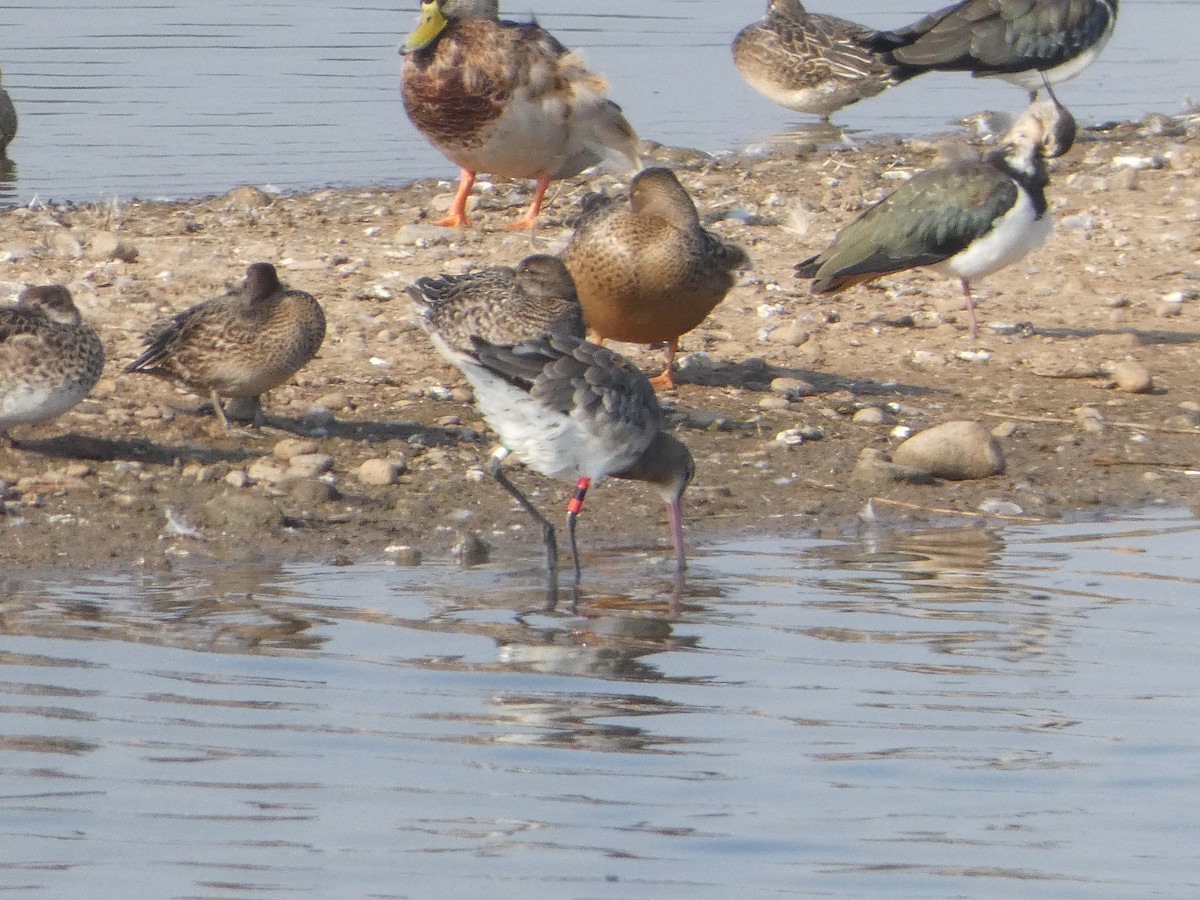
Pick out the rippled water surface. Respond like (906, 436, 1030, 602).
(3, 509, 1199, 897)
(0, 1, 1195, 204)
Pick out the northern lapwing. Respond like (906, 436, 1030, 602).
(872, 0, 1119, 100)
(795, 99, 1076, 337)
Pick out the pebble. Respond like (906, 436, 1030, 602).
(273, 438, 319, 461)
(358, 458, 406, 486)
(852, 407, 895, 426)
(774, 426, 825, 446)
(247, 458, 290, 483)
(202, 492, 284, 531)
(759, 395, 790, 412)
(675, 352, 717, 378)
(289, 478, 338, 507)
(683, 409, 731, 430)
(1111, 360, 1153, 394)
(978, 499, 1024, 516)
(891, 420, 1005, 480)
(770, 376, 815, 401)
(910, 349, 942, 366)
(315, 392, 352, 411)
(288, 453, 335, 478)
(767, 322, 811, 347)
(850, 449, 936, 487)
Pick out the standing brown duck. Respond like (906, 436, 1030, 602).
(125, 263, 325, 428)
(561, 167, 749, 389)
(399, 0, 640, 229)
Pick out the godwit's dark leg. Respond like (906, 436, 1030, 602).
(565, 477, 592, 584)
(488, 447, 558, 578)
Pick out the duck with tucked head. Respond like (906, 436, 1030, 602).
(399, 0, 640, 229)
(562, 167, 749, 390)
(407, 254, 584, 355)
(0, 285, 104, 447)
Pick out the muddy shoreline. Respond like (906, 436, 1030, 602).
(2, 112, 1198, 576)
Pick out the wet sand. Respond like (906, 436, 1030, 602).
(2, 113, 1198, 573)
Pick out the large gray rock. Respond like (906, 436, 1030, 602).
(892, 421, 1005, 481)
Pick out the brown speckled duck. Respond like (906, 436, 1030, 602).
(0, 285, 104, 446)
(732, 0, 899, 121)
(125, 263, 325, 428)
(399, 0, 640, 229)
(561, 167, 749, 390)
(407, 254, 584, 355)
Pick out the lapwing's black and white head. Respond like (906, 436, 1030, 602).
(1000, 99, 1077, 175)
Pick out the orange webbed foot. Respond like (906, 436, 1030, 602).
(647, 368, 677, 391)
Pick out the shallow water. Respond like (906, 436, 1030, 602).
(2, 508, 1199, 898)
(0, 0, 1195, 204)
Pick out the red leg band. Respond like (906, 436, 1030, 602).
(566, 477, 591, 516)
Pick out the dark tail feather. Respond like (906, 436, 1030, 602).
(794, 255, 821, 279)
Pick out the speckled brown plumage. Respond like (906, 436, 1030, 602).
(399, 0, 639, 228)
(407, 254, 584, 355)
(561, 167, 749, 389)
(125, 262, 325, 428)
(0, 284, 104, 444)
(732, 0, 898, 120)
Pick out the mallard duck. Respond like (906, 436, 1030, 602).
(561, 167, 749, 390)
(795, 99, 1076, 338)
(732, 0, 899, 121)
(0, 67, 17, 155)
(872, 0, 1119, 100)
(0, 285, 104, 446)
(399, 0, 640, 229)
(407, 254, 584, 355)
(125, 263, 325, 428)
(430, 330, 693, 588)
